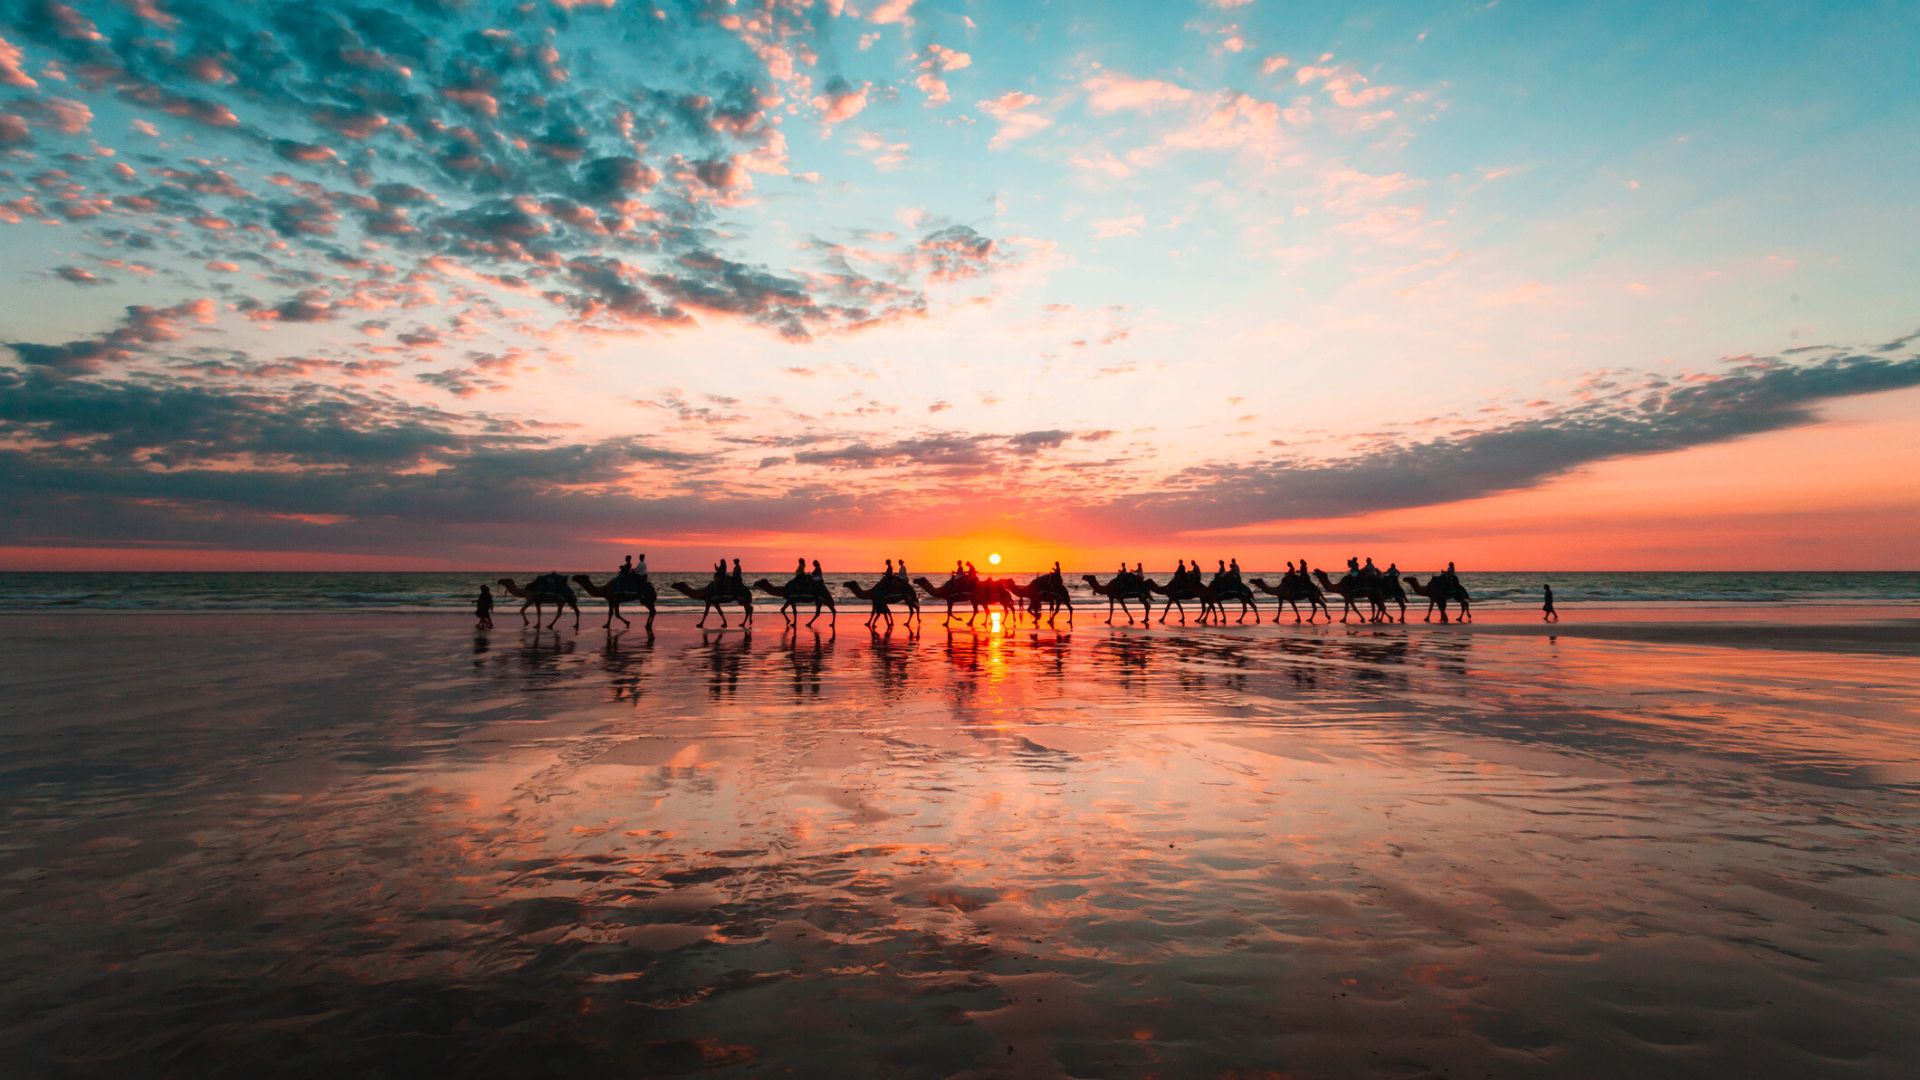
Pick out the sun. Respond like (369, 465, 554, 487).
(987, 552, 1002, 566)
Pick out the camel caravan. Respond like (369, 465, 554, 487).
(488, 553, 1472, 631)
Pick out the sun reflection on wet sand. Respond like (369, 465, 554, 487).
(1, 614, 1917, 1075)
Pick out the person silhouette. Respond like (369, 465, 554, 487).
(811, 559, 824, 585)
(619, 554, 633, 578)
(1384, 562, 1399, 583)
(730, 558, 743, 586)
(1362, 557, 1378, 579)
(1543, 583, 1558, 623)
(883, 558, 895, 583)
(795, 557, 806, 578)
(1229, 557, 1241, 579)
(964, 561, 978, 581)
(475, 584, 494, 629)
(1133, 562, 1144, 579)
(1347, 556, 1360, 578)
(897, 559, 907, 584)
(634, 552, 648, 580)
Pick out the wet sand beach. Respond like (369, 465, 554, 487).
(2, 611, 1918, 1077)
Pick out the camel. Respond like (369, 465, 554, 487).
(1144, 575, 1251, 624)
(1251, 576, 1331, 624)
(671, 579, 754, 628)
(1311, 569, 1392, 623)
(752, 576, 836, 627)
(912, 576, 976, 623)
(1379, 576, 1409, 623)
(843, 581, 897, 630)
(1404, 575, 1472, 623)
(496, 574, 580, 629)
(1082, 574, 1152, 624)
(1007, 575, 1073, 626)
(1144, 576, 1205, 623)
(844, 579, 920, 626)
(1200, 577, 1258, 624)
(571, 574, 657, 629)
(913, 576, 1014, 625)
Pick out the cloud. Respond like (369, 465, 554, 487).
(811, 76, 869, 126)
(978, 91, 1051, 149)
(5, 298, 217, 376)
(1098, 350, 1920, 531)
(1083, 73, 1193, 114)
(0, 33, 37, 87)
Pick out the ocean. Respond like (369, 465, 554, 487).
(1, 570, 1916, 613)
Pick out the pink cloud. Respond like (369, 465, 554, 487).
(978, 91, 1051, 149)
(812, 81, 869, 125)
(869, 0, 915, 26)
(0, 34, 36, 88)
(1092, 214, 1146, 239)
(1083, 73, 1193, 114)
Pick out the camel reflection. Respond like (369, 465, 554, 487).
(465, 620, 1486, 709)
(602, 625, 655, 705)
(690, 629, 752, 700)
(779, 624, 834, 700)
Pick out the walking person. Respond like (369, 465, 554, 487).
(474, 584, 494, 629)
(1543, 583, 1559, 623)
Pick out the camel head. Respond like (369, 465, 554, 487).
(752, 578, 778, 593)
(670, 580, 702, 597)
(569, 574, 600, 593)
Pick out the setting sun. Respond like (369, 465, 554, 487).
(987, 553, 1002, 566)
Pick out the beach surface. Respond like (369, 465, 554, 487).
(2, 609, 1918, 1076)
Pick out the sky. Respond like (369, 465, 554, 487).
(2, 0, 1918, 571)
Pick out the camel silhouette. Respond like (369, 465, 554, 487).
(1311, 569, 1396, 623)
(571, 574, 657, 630)
(672, 579, 754, 628)
(1082, 574, 1152, 624)
(1404, 575, 1471, 623)
(496, 575, 580, 629)
(1007, 575, 1073, 626)
(845, 579, 920, 622)
(1145, 575, 1251, 624)
(1250, 576, 1331, 623)
(917, 572, 1021, 622)
(752, 577, 836, 627)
